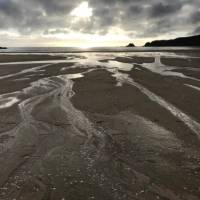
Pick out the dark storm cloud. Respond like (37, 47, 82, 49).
(193, 26, 200, 34)
(34, 0, 81, 15)
(0, 0, 21, 18)
(149, 2, 183, 18)
(191, 11, 200, 23)
(0, 0, 199, 39)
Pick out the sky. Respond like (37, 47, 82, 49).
(0, 0, 200, 47)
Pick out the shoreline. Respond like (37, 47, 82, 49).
(0, 47, 200, 55)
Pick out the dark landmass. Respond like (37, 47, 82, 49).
(145, 34, 200, 47)
(0, 47, 7, 49)
(126, 43, 135, 47)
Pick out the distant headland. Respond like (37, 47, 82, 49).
(0, 47, 7, 49)
(144, 34, 200, 47)
(126, 43, 135, 47)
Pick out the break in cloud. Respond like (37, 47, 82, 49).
(0, 0, 199, 46)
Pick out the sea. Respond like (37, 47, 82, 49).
(0, 47, 199, 53)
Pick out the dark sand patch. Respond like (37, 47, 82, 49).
(89, 112, 200, 198)
(0, 54, 65, 63)
(0, 105, 21, 134)
(0, 63, 44, 77)
(161, 57, 200, 68)
(169, 68, 200, 80)
(129, 65, 200, 122)
(71, 68, 200, 199)
(72, 69, 200, 146)
(0, 62, 85, 94)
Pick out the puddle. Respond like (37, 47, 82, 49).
(72, 53, 134, 72)
(104, 60, 133, 72)
(14, 78, 30, 82)
(62, 74, 84, 80)
(141, 54, 200, 81)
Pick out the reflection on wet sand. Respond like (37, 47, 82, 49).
(0, 97, 19, 109)
(185, 84, 200, 92)
(0, 52, 199, 200)
(141, 54, 200, 81)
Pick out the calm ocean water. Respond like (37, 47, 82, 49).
(0, 47, 199, 53)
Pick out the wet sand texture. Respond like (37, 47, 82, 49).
(0, 52, 200, 200)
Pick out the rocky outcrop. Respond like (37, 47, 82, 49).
(126, 43, 135, 47)
(144, 34, 200, 47)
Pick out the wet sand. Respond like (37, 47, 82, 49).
(0, 54, 66, 63)
(0, 52, 199, 200)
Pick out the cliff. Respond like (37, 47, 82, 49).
(144, 35, 200, 47)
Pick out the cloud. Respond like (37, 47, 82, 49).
(149, 2, 183, 18)
(0, 0, 199, 46)
(191, 10, 200, 23)
(193, 26, 200, 35)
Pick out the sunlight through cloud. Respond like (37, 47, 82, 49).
(71, 2, 93, 18)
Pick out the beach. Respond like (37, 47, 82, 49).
(0, 51, 200, 200)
